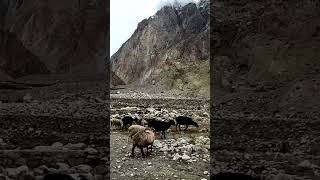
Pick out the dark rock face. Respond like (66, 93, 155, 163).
(211, 0, 320, 113)
(0, 0, 107, 78)
(0, 31, 49, 79)
(111, 1, 209, 95)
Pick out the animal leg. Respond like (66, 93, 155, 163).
(146, 146, 149, 156)
(179, 125, 182, 131)
(184, 125, 188, 131)
(176, 124, 178, 131)
(130, 145, 136, 157)
(140, 147, 145, 158)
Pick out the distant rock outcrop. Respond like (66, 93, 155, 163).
(111, 1, 209, 96)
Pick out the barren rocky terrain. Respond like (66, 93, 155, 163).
(0, 74, 108, 180)
(110, 88, 210, 180)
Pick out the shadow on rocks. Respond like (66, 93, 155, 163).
(211, 172, 259, 180)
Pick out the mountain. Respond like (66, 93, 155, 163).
(0, 30, 49, 79)
(0, 0, 107, 80)
(111, 1, 210, 96)
(211, 0, 320, 113)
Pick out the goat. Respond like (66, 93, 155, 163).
(147, 119, 175, 139)
(122, 116, 138, 130)
(175, 116, 199, 131)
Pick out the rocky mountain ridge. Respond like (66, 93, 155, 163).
(0, 0, 107, 80)
(111, 0, 210, 97)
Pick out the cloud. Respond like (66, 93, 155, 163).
(154, 0, 200, 10)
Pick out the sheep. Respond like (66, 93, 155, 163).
(121, 116, 138, 130)
(111, 118, 122, 129)
(130, 128, 156, 158)
(147, 119, 175, 139)
(175, 116, 199, 131)
(211, 172, 259, 180)
(127, 125, 155, 152)
(127, 125, 146, 143)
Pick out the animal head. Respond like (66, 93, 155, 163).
(133, 117, 139, 121)
(192, 121, 199, 127)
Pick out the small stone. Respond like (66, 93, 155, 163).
(6, 165, 29, 178)
(23, 93, 33, 102)
(130, 174, 134, 177)
(85, 147, 98, 155)
(298, 160, 315, 169)
(56, 162, 70, 171)
(153, 140, 162, 148)
(174, 175, 178, 178)
(181, 154, 191, 160)
(51, 142, 63, 149)
(64, 143, 87, 150)
(203, 171, 209, 175)
(75, 164, 92, 173)
(172, 154, 181, 160)
(147, 162, 152, 165)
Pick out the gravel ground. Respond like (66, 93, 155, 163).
(110, 87, 210, 180)
(110, 131, 210, 180)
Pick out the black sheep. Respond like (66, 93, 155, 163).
(175, 116, 199, 131)
(211, 172, 259, 180)
(122, 116, 138, 130)
(148, 119, 175, 139)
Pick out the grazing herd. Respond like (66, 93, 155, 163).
(111, 113, 201, 158)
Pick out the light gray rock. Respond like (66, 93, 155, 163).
(85, 147, 99, 155)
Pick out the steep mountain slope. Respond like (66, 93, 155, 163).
(111, 1, 209, 96)
(0, 0, 107, 79)
(0, 31, 49, 79)
(211, 0, 320, 113)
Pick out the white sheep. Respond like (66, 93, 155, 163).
(111, 118, 122, 129)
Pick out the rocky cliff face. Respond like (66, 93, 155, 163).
(0, 0, 107, 80)
(111, 1, 209, 96)
(211, 0, 320, 113)
(0, 30, 49, 80)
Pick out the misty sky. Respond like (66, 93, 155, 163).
(110, 0, 200, 57)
